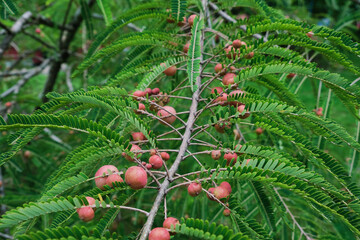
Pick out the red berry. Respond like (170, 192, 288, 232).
(220, 181, 232, 194)
(160, 152, 170, 161)
(150, 149, 157, 156)
(183, 42, 190, 54)
(125, 166, 148, 189)
(223, 209, 231, 216)
(215, 93, 228, 106)
(213, 186, 229, 200)
(188, 182, 202, 197)
(163, 217, 179, 233)
(131, 132, 146, 141)
(149, 227, 170, 240)
(146, 163, 152, 169)
(133, 90, 146, 98)
(24, 150, 31, 158)
(232, 40, 247, 49)
(149, 155, 163, 169)
(122, 144, 141, 162)
(211, 150, 221, 160)
(214, 63, 225, 74)
(77, 206, 94, 222)
(222, 73, 236, 85)
(135, 103, 145, 114)
(152, 88, 160, 95)
(161, 63, 177, 76)
(245, 51, 254, 59)
(5, 102, 12, 108)
(188, 14, 197, 26)
(95, 165, 119, 190)
(255, 128, 263, 135)
(35, 28, 41, 34)
(306, 31, 314, 38)
(105, 174, 123, 187)
(287, 73, 296, 79)
(157, 106, 177, 125)
(214, 120, 231, 133)
(207, 187, 216, 201)
(145, 88, 152, 96)
(211, 87, 223, 95)
(224, 152, 238, 165)
(225, 46, 240, 59)
(237, 105, 245, 113)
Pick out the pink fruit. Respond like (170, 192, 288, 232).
(213, 186, 229, 200)
(122, 144, 141, 162)
(237, 105, 245, 113)
(222, 73, 236, 85)
(183, 43, 190, 53)
(245, 51, 254, 59)
(215, 93, 228, 106)
(225, 46, 240, 59)
(188, 182, 202, 197)
(211, 150, 221, 160)
(163, 217, 179, 232)
(211, 87, 223, 95)
(160, 152, 170, 161)
(306, 31, 314, 38)
(105, 174, 123, 187)
(85, 197, 96, 206)
(152, 88, 160, 95)
(125, 166, 148, 189)
(146, 163, 152, 169)
(95, 165, 119, 190)
(188, 14, 197, 26)
(177, 16, 187, 27)
(161, 63, 177, 76)
(214, 63, 226, 75)
(207, 187, 216, 200)
(149, 155, 163, 169)
(223, 209, 231, 216)
(255, 128, 263, 135)
(5, 102, 12, 108)
(35, 28, 41, 34)
(232, 40, 247, 49)
(224, 152, 238, 165)
(220, 181, 232, 194)
(77, 206, 94, 222)
(149, 227, 170, 240)
(131, 132, 146, 141)
(145, 88, 152, 96)
(157, 106, 177, 125)
(133, 90, 146, 98)
(150, 149, 157, 156)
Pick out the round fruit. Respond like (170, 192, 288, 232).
(122, 144, 141, 162)
(157, 106, 177, 125)
(245, 51, 254, 59)
(224, 152, 238, 165)
(149, 227, 170, 240)
(145, 88, 152, 96)
(222, 73, 236, 85)
(85, 196, 95, 206)
(95, 165, 119, 190)
(211, 150, 221, 160)
(237, 105, 246, 113)
(232, 40, 247, 49)
(163, 217, 180, 230)
(152, 88, 160, 95)
(160, 152, 170, 161)
(149, 155, 163, 169)
(215, 93, 228, 105)
(125, 166, 148, 189)
(211, 87, 223, 95)
(223, 209, 231, 216)
(287, 73, 296, 79)
(150, 149, 157, 156)
(213, 186, 230, 200)
(306, 31, 314, 38)
(214, 63, 226, 75)
(255, 128, 263, 135)
(161, 63, 177, 76)
(105, 174, 123, 187)
(214, 120, 231, 133)
(77, 206, 94, 222)
(131, 132, 146, 141)
(225, 46, 240, 59)
(188, 14, 197, 26)
(146, 163, 152, 169)
(5, 102, 12, 108)
(188, 182, 202, 197)
(207, 187, 216, 201)
(220, 181, 232, 194)
(135, 103, 145, 114)
(177, 16, 187, 27)
(133, 90, 146, 98)
(24, 150, 31, 158)
(183, 42, 190, 54)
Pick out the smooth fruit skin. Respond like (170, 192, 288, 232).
(150, 149, 157, 156)
(131, 132, 146, 141)
(287, 73, 296, 79)
(85, 196, 96, 206)
(214, 63, 226, 75)
(237, 105, 245, 113)
(149, 155, 163, 169)
(220, 181, 232, 194)
(188, 14, 197, 26)
(105, 174, 123, 187)
(149, 227, 170, 240)
(183, 43, 190, 53)
(161, 63, 177, 76)
(222, 73, 236, 85)
(163, 217, 179, 234)
(145, 88, 152, 96)
(232, 40, 246, 49)
(122, 144, 141, 162)
(188, 182, 202, 197)
(152, 88, 160, 95)
(207, 187, 216, 200)
(146, 163, 152, 169)
(255, 128, 263, 135)
(211, 87, 223, 95)
(160, 152, 170, 161)
(213, 186, 230, 200)
(211, 150, 221, 160)
(223, 209, 231, 216)
(135, 103, 145, 114)
(95, 165, 119, 190)
(5, 102, 12, 108)
(215, 93, 228, 106)
(133, 90, 146, 98)
(77, 206, 94, 222)
(125, 166, 148, 190)
(224, 152, 238, 165)
(245, 51, 254, 59)
(157, 106, 177, 125)
(306, 31, 314, 38)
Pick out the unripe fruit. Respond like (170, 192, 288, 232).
(77, 206, 94, 222)
(177, 16, 187, 27)
(232, 40, 247, 49)
(149, 227, 170, 240)
(222, 73, 236, 85)
(255, 128, 263, 135)
(122, 144, 141, 162)
(214, 120, 231, 133)
(224, 152, 238, 165)
(161, 63, 177, 76)
(105, 174, 123, 187)
(163, 217, 179, 231)
(152, 88, 160, 95)
(287, 73, 296, 79)
(160, 152, 170, 161)
(183, 42, 190, 53)
(188, 182, 202, 197)
(211, 87, 223, 95)
(150, 149, 157, 156)
(207, 187, 216, 200)
(131, 132, 146, 141)
(213, 186, 229, 200)
(220, 181, 232, 194)
(188, 14, 197, 26)
(125, 166, 148, 189)
(149, 155, 163, 169)
(5, 102, 12, 108)
(211, 150, 221, 160)
(95, 165, 119, 190)
(223, 209, 231, 216)
(133, 90, 146, 98)
(237, 105, 245, 113)
(157, 106, 177, 125)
